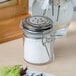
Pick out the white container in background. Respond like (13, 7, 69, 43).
(20, 16, 55, 64)
(31, 0, 73, 38)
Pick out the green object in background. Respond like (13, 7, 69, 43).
(0, 65, 21, 76)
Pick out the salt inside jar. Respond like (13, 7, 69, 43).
(20, 16, 55, 64)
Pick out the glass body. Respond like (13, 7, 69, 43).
(32, 0, 73, 38)
(24, 32, 55, 64)
(21, 16, 55, 64)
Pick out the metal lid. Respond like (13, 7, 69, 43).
(22, 16, 53, 32)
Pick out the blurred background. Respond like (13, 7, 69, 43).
(72, 0, 76, 20)
(29, 0, 76, 21)
(0, 0, 76, 43)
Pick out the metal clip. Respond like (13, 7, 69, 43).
(42, 31, 55, 61)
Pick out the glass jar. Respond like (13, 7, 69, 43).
(31, 0, 73, 38)
(20, 16, 55, 64)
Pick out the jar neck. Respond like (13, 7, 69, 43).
(23, 28, 52, 39)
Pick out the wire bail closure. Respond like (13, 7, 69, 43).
(42, 30, 55, 61)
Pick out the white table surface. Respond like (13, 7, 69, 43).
(0, 22, 76, 76)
